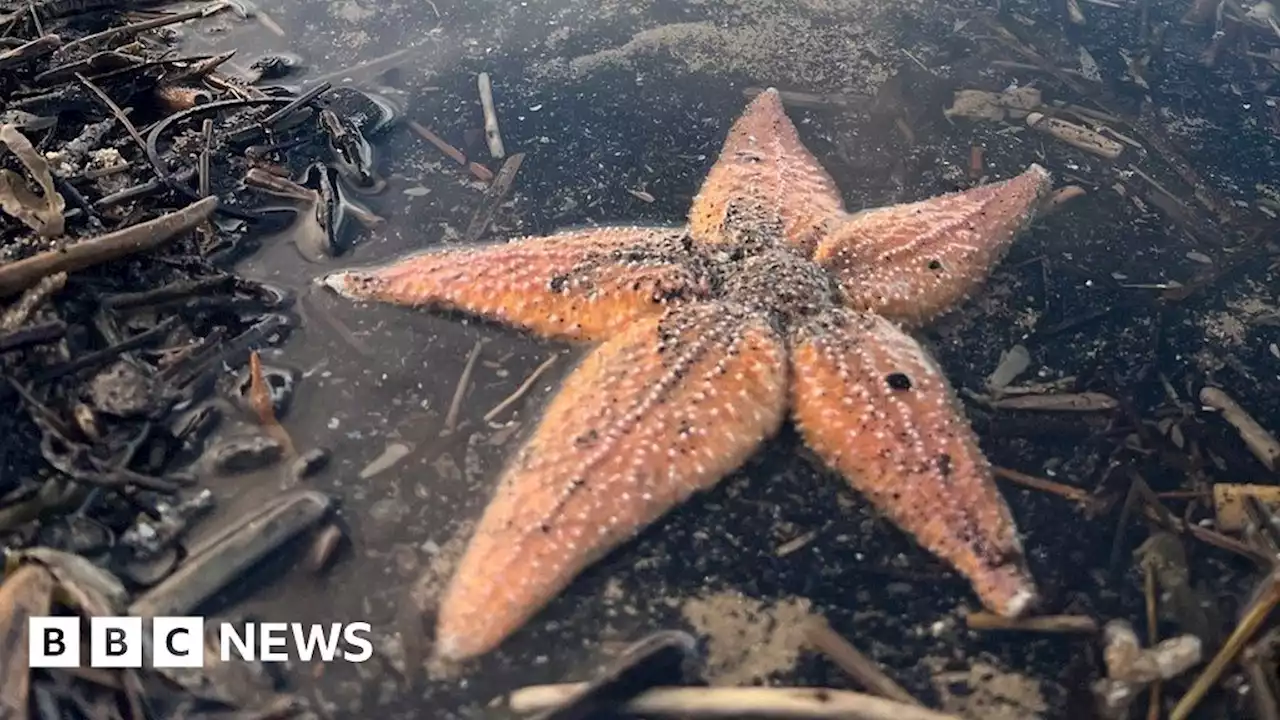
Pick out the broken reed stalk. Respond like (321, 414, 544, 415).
(477, 72, 505, 159)
(508, 684, 963, 720)
(443, 340, 483, 434)
(965, 611, 1099, 634)
(1199, 387, 1280, 472)
(483, 354, 559, 423)
(803, 617, 922, 706)
(992, 465, 1100, 508)
(1145, 560, 1162, 720)
(1171, 569, 1280, 720)
(0, 196, 219, 298)
(60, 3, 227, 54)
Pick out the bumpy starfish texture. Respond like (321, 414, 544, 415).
(324, 88, 1054, 662)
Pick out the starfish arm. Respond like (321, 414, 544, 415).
(789, 308, 1036, 617)
(688, 88, 845, 255)
(322, 227, 712, 342)
(815, 165, 1053, 328)
(434, 302, 789, 660)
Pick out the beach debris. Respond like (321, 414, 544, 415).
(464, 152, 525, 242)
(1215, 484, 1280, 532)
(965, 611, 1100, 634)
(129, 489, 334, 617)
(0, 562, 56, 720)
(1200, 386, 1280, 472)
(508, 685, 965, 720)
(944, 87, 1042, 121)
(986, 343, 1032, 393)
(1094, 619, 1202, 719)
(359, 441, 413, 479)
(1026, 112, 1125, 159)
(522, 630, 700, 720)
(484, 354, 560, 423)
(0, 196, 217, 297)
(0, 123, 66, 237)
(478, 71, 506, 159)
(803, 617, 922, 705)
(987, 391, 1120, 412)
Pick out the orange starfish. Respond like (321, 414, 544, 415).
(324, 89, 1054, 662)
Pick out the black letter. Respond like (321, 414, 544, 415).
(106, 628, 127, 656)
(165, 628, 189, 657)
(43, 628, 65, 656)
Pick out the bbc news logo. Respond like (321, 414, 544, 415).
(29, 617, 373, 668)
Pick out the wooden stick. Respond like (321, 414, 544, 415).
(477, 72, 505, 159)
(803, 618, 921, 706)
(443, 340, 483, 434)
(1200, 387, 1280, 471)
(992, 465, 1098, 507)
(1171, 569, 1280, 720)
(60, 3, 227, 53)
(483, 354, 558, 423)
(965, 611, 1098, 634)
(507, 684, 963, 720)
(408, 119, 466, 165)
(0, 196, 217, 298)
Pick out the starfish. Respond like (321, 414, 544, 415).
(323, 88, 1054, 662)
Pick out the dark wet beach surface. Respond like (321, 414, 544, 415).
(181, 0, 1280, 716)
(6, 0, 1280, 717)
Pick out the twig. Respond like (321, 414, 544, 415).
(0, 196, 218, 298)
(1242, 642, 1280, 720)
(1200, 387, 1280, 471)
(992, 465, 1101, 508)
(408, 119, 466, 165)
(965, 611, 1099, 633)
(74, 73, 150, 170)
(61, 3, 226, 54)
(260, 82, 332, 127)
(803, 617, 921, 706)
(0, 320, 65, 353)
(1171, 568, 1280, 720)
(464, 153, 525, 242)
(508, 685, 963, 720)
(34, 316, 180, 382)
(1145, 559, 1162, 720)
(483, 354, 559, 423)
(0, 33, 59, 69)
(477, 72, 505, 159)
(444, 341, 483, 434)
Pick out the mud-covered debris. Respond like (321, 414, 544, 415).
(120, 488, 215, 558)
(129, 489, 333, 617)
(290, 446, 331, 480)
(88, 360, 158, 418)
(944, 86, 1041, 121)
(986, 344, 1032, 393)
(1214, 483, 1280, 532)
(1093, 619, 1202, 720)
(0, 563, 56, 719)
(305, 522, 345, 573)
(0, 123, 66, 237)
(205, 433, 285, 475)
(929, 660, 1049, 720)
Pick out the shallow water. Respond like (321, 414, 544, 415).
(162, 0, 1280, 717)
